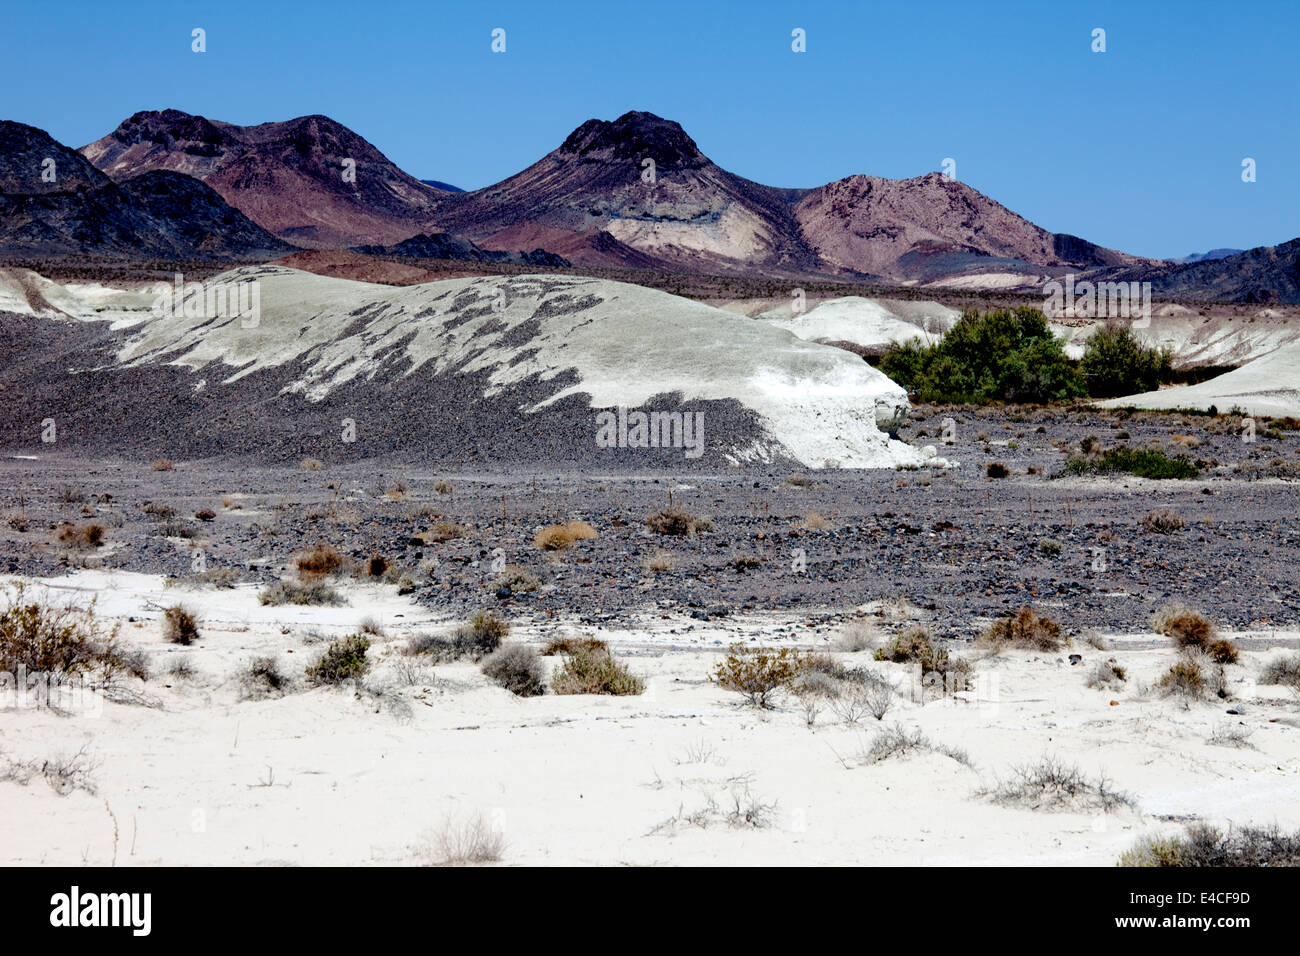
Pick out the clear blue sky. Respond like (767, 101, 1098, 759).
(3, 0, 1296, 258)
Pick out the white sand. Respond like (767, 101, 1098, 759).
(2, 572, 1297, 866)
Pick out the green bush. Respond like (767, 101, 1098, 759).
(879, 308, 1084, 404)
(306, 634, 371, 685)
(1080, 325, 1173, 398)
(1064, 447, 1199, 479)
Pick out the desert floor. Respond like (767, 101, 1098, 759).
(1, 570, 1297, 866)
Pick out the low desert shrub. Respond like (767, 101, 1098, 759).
(980, 607, 1067, 651)
(1086, 659, 1128, 690)
(306, 634, 371, 685)
(983, 756, 1134, 812)
(150, 458, 174, 471)
(646, 506, 696, 536)
(239, 656, 293, 699)
(1141, 508, 1185, 534)
(294, 542, 344, 578)
(492, 565, 541, 593)
(408, 612, 509, 661)
(540, 635, 607, 656)
(1064, 447, 1198, 480)
(533, 520, 598, 551)
(162, 604, 200, 645)
(835, 619, 878, 652)
(481, 644, 546, 697)
(1151, 604, 1214, 649)
(986, 462, 1010, 479)
(0, 583, 125, 679)
(1037, 537, 1063, 556)
(863, 723, 971, 766)
(1120, 823, 1300, 867)
(425, 813, 505, 865)
(644, 550, 675, 573)
(552, 641, 643, 696)
(1259, 653, 1300, 692)
(434, 479, 453, 495)
(54, 522, 105, 550)
(801, 511, 834, 531)
(711, 644, 805, 707)
(258, 580, 344, 606)
(300, 457, 323, 471)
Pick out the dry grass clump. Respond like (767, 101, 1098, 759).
(835, 619, 878, 652)
(258, 580, 344, 607)
(1141, 508, 1185, 534)
(863, 724, 972, 767)
(541, 635, 607, 656)
(1150, 604, 1237, 661)
(552, 641, 643, 696)
(142, 501, 177, 519)
(481, 644, 546, 697)
(427, 521, 467, 542)
(238, 656, 293, 700)
(1259, 653, 1300, 693)
(162, 604, 200, 645)
(425, 813, 505, 866)
(986, 462, 1010, 479)
(874, 626, 936, 664)
(434, 479, 453, 495)
(6, 512, 30, 532)
(801, 510, 835, 531)
(785, 472, 810, 487)
(54, 521, 105, 550)
(385, 480, 409, 502)
(979, 607, 1067, 651)
(150, 458, 174, 471)
(1156, 648, 1228, 701)
(492, 565, 541, 593)
(644, 550, 675, 573)
(981, 756, 1134, 812)
(533, 520, 598, 551)
(1120, 823, 1300, 867)
(305, 634, 371, 685)
(1086, 659, 1128, 690)
(408, 611, 509, 661)
(294, 542, 344, 578)
(299, 457, 323, 471)
(646, 505, 696, 536)
(711, 644, 805, 708)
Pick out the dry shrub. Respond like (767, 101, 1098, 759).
(711, 644, 805, 708)
(1120, 823, 1300, 867)
(874, 626, 935, 663)
(295, 542, 344, 578)
(533, 520, 598, 551)
(1156, 650, 1219, 700)
(54, 522, 105, 550)
(980, 607, 1067, 651)
(425, 813, 505, 865)
(408, 612, 509, 661)
(434, 479, 453, 495)
(1151, 603, 1214, 649)
(1259, 653, 1300, 693)
(150, 458, 174, 471)
(366, 554, 388, 578)
(0, 582, 126, 679)
(300, 457, 323, 471)
(385, 480, 409, 501)
(552, 641, 643, 696)
(1142, 508, 1185, 534)
(492, 565, 540, 593)
(258, 580, 344, 606)
(541, 635, 607, 656)
(162, 605, 200, 645)
(481, 644, 546, 697)
(646, 506, 695, 536)
(986, 462, 1010, 479)
(427, 521, 467, 542)
(644, 550, 675, 573)
(983, 756, 1133, 812)
(835, 619, 878, 652)
(786, 473, 810, 487)
(1086, 659, 1128, 689)
(801, 511, 834, 531)
(239, 656, 293, 700)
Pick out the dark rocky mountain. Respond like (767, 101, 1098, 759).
(351, 232, 569, 267)
(1172, 248, 1245, 264)
(0, 120, 291, 260)
(1108, 239, 1300, 304)
(82, 109, 451, 247)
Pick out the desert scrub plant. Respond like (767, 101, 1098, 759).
(862, 724, 971, 767)
(874, 626, 936, 664)
(5, 512, 30, 532)
(1150, 604, 1229, 660)
(408, 611, 509, 661)
(150, 458, 174, 471)
(801, 510, 834, 531)
(1086, 659, 1128, 690)
(299, 457, 323, 471)
(492, 565, 541, 593)
(979, 607, 1067, 651)
(982, 756, 1134, 812)
(1119, 823, 1300, 867)
(258, 580, 344, 607)
(552, 641, 643, 696)
(1141, 508, 1185, 534)
(646, 505, 696, 536)
(540, 635, 607, 656)
(835, 619, 878, 652)
(711, 644, 805, 708)
(162, 604, 200, 645)
(1259, 652, 1300, 693)
(167, 566, 241, 589)
(986, 462, 1010, 479)
(1064, 447, 1198, 479)
(294, 542, 344, 578)
(644, 549, 676, 573)
(433, 479, 453, 495)
(533, 520, 598, 551)
(1207, 720, 1255, 749)
(238, 656, 293, 700)
(424, 812, 505, 865)
(426, 521, 467, 542)
(306, 634, 371, 686)
(54, 521, 105, 550)
(1037, 537, 1063, 556)
(1155, 649, 1227, 701)
(0, 583, 126, 680)
(481, 644, 546, 697)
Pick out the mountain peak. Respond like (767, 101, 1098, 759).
(558, 111, 705, 168)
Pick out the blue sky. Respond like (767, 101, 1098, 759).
(3, 0, 1296, 258)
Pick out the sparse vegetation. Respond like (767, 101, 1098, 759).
(300, 457, 323, 471)
(533, 520, 598, 551)
(863, 724, 971, 766)
(239, 656, 293, 699)
(552, 640, 643, 695)
(986, 462, 1009, 479)
(408, 611, 509, 661)
(644, 550, 675, 573)
(1064, 447, 1199, 479)
(1086, 659, 1128, 690)
(492, 565, 541, 593)
(162, 604, 200, 645)
(1141, 508, 1185, 534)
(712, 644, 805, 707)
(646, 505, 696, 536)
(150, 458, 174, 472)
(294, 542, 344, 578)
(1080, 325, 1174, 398)
(982, 756, 1134, 812)
(0, 583, 127, 680)
(434, 479, 453, 495)
(1259, 653, 1300, 693)
(980, 607, 1067, 651)
(54, 521, 105, 550)
(425, 813, 506, 865)
(305, 634, 371, 685)
(801, 510, 834, 531)
(481, 644, 546, 697)
(1119, 823, 1300, 867)
(258, 580, 344, 607)
(1151, 604, 1214, 649)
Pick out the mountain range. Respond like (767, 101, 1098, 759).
(0, 108, 1294, 301)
